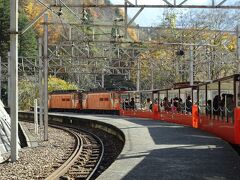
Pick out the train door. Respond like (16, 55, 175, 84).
(82, 93, 87, 109)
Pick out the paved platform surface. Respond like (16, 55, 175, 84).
(53, 113, 240, 180)
(19, 122, 39, 148)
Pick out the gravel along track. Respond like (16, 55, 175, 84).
(0, 122, 75, 179)
(0, 122, 124, 179)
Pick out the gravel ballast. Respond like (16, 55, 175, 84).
(0, 122, 75, 179)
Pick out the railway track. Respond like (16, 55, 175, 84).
(46, 125, 104, 180)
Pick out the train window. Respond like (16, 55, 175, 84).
(198, 85, 206, 115)
(62, 98, 66, 101)
(193, 89, 198, 105)
(104, 98, 109, 101)
(100, 98, 104, 101)
(207, 82, 219, 118)
(140, 92, 152, 111)
(159, 90, 167, 111)
(238, 80, 240, 107)
(220, 79, 234, 123)
(180, 88, 192, 114)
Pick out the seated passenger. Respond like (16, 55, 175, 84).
(123, 99, 129, 109)
(129, 98, 135, 110)
(206, 100, 212, 116)
(186, 96, 192, 114)
(145, 98, 152, 111)
(163, 97, 171, 111)
(213, 95, 221, 116)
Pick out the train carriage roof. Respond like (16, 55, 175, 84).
(49, 90, 83, 94)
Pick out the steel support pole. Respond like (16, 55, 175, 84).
(137, 59, 140, 91)
(124, 0, 128, 38)
(237, 25, 240, 73)
(151, 60, 154, 90)
(69, 27, 72, 41)
(0, 56, 1, 100)
(43, 14, 48, 141)
(34, 99, 38, 134)
(10, 0, 19, 162)
(101, 71, 105, 88)
(8, 52, 11, 107)
(189, 45, 194, 86)
(38, 38, 43, 129)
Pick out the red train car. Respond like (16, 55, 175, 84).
(48, 90, 82, 111)
(48, 90, 122, 114)
(82, 91, 121, 114)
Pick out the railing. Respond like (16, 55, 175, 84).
(120, 104, 240, 144)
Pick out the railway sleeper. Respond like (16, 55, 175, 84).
(75, 175, 89, 180)
(87, 160, 97, 163)
(52, 163, 60, 169)
(69, 170, 91, 175)
(59, 176, 70, 180)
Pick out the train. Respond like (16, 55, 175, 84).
(48, 90, 121, 114)
(48, 74, 240, 144)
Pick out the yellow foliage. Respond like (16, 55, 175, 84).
(48, 76, 78, 92)
(128, 28, 138, 42)
(24, 1, 61, 43)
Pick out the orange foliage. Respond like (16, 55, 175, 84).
(24, 1, 61, 43)
(127, 28, 138, 42)
(118, 8, 124, 17)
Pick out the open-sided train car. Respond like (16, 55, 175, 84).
(120, 74, 240, 144)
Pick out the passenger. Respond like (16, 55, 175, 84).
(129, 98, 135, 110)
(186, 96, 192, 114)
(226, 94, 234, 121)
(145, 98, 152, 111)
(220, 94, 225, 118)
(178, 98, 184, 113)
(163, 97, 171, 111)
(172, 97, 178, 113)
(206, 100, 212, 116)
(213, 95, 221, 116)
(123, 99, 129, 109)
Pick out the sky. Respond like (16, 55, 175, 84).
(109, 0, 235, 26)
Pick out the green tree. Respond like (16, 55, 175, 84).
(19, 10, 37, 57)
(0, 0, 37, 60)
(0, 0, 10, 60)
(48, 76, 78, 93)
(18, 76, 78, 110)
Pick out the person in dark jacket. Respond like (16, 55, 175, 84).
(186, 96, 192, 114)
(129, 98, 135, 110)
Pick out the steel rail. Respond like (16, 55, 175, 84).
(46, 125, 83, 179)
(81, 127, 104, 180)
(46, 125, 104, 180)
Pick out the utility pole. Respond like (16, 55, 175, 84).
(10, 0, 19, 162)
(101, 70, 105, 88)
(43, 14, 48, 141)
(8, 52, 11, 107)
(189, 45, 194, 86)
(38, 38, 43, 129)
(237, 25, 240, 73)
(137, 59, 140, 91)
(0, 56, 1, 100)
(151, 59, 154, 90)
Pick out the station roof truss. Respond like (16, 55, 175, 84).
(2, 0, 240, 89)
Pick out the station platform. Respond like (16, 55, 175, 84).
(52, 113, 240, 180)
(19, 121, 39, 148)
